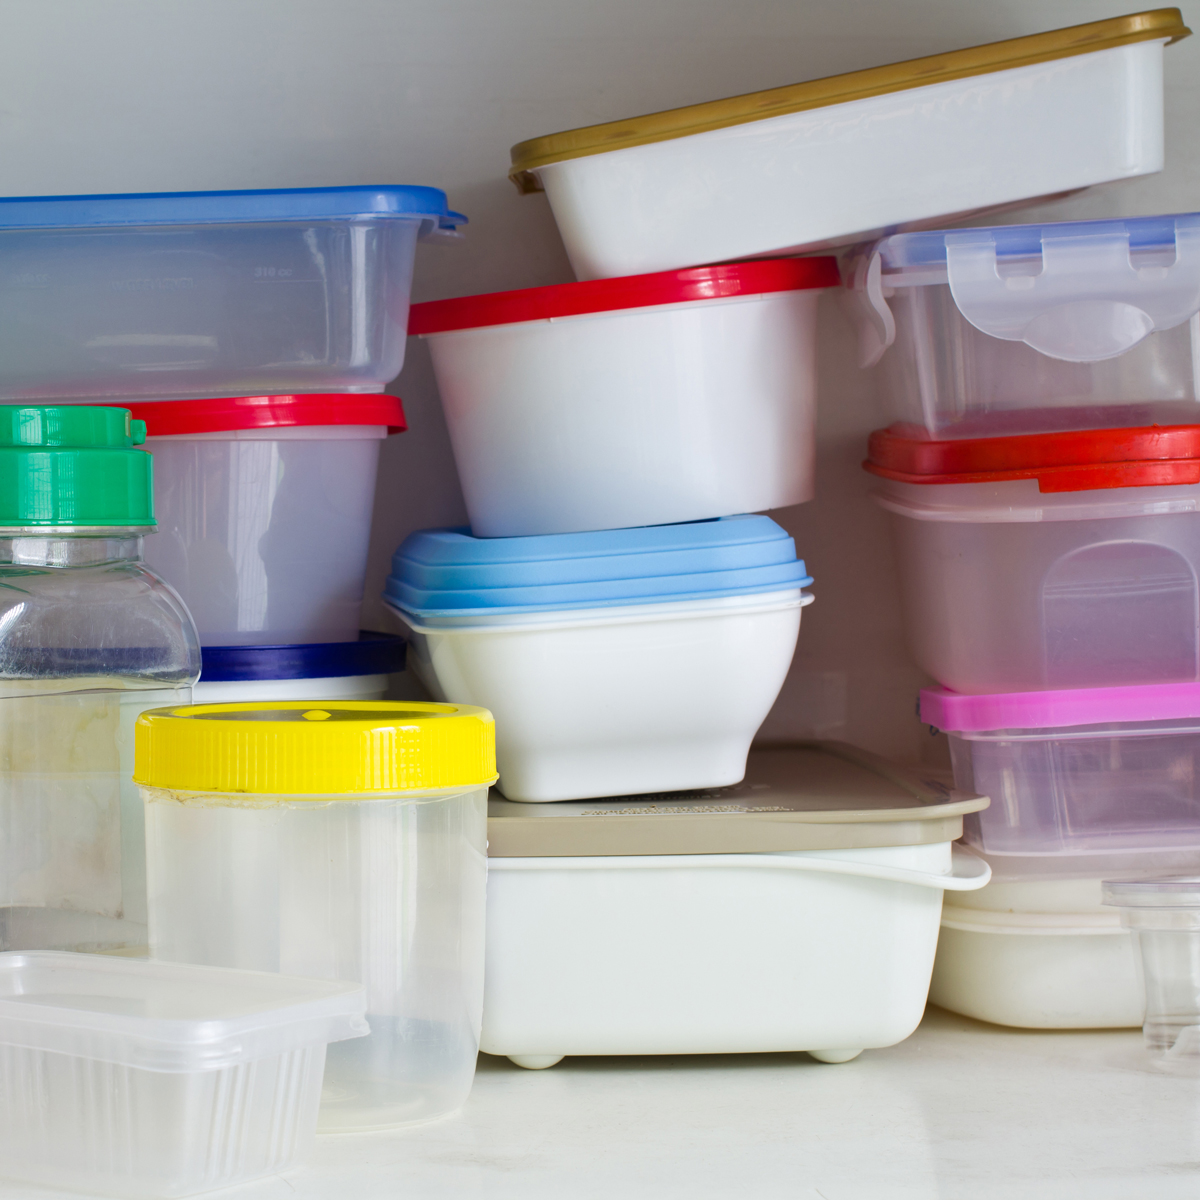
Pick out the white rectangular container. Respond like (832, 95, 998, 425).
(0, 951, 366, 1198)
(482, 744, 989, 1067)
(508, 12, 1186, 280)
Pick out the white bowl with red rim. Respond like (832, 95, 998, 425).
(131, 393, 405, 646)
(408, 257, 839, 538)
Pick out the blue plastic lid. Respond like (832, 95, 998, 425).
(385, 516, 812, 617)
(0, 185, 465, 232)
(199, 632, 406, 683)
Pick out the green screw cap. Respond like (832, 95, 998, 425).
(0, 405, 155, 528)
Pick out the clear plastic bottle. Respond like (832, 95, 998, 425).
(0, 406, 199, 954)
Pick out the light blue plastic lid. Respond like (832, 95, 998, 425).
(0, 185, 466, 233)
(385, 515, 812, 617)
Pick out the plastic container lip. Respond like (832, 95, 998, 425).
(1102, 877, 1200, 907)
(127, 394, 407, 436)
(200, 632, 405, 683)
(507, 9, 1190, 188)
(407, 258, 840, 336)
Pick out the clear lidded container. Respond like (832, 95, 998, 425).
(0, 406, 199, 955)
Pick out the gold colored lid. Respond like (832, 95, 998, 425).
(509, 9, 1190, 191)
(487, 742, 988, 857)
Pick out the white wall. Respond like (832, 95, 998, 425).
(1, 0, 1196, 764)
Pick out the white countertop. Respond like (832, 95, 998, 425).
(14, 1005, 1190, 1200)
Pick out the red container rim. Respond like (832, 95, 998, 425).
(127, 394, 408, 436)
(407, 256, 841, 336)
(864, 423, 1200, 494)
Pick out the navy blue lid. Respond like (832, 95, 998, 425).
(199, 631, 406, 683)
(0, 185, 466, 232)
(385, 516, 812, 617)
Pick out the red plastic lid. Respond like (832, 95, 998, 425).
(408, 257, 841, 336)
(864, 424, 1200, 493)
(127, 394, 407, 436)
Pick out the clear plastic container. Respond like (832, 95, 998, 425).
(134, 395, 404, 646)
(0, 406, 199, 956)
(136, 700, 496, 1132)
(0, 951, 367, 1197)
(0, 186, 464, 401)
(922, 683, 1200, 873)
(853, 211, 1200, 438)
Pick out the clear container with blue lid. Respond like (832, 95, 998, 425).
(851, 210, 1200, 439)
(0, 185, 465, 402)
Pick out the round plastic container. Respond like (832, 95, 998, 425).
(867, 425, 1200, 693)
(931, 875, 1142, 1029)
(132, 394, 405, 647)
(194, 633, 405, 704)
(135, 700, 497, 1132)
(921, 683, 1200, 875)
(0, 406, 199, 957)
(852, 211, 1200, 438)
(508, 12, 1186, 280)
(384, 516, 812, 802)
(409, 259, 837, 537)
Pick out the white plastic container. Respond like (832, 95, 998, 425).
(508, 11, 1187, 279)
(135, 394, 404, 646)
(852, 211, 1200, 438)
(0, 186, 464, 401)
(0, 951, 367, 1198)
(409, 259, 836, 537)
(385, 518, 812, 802)
(931, 875, 1142, 1029)
(921, 683, 1200, 875)
(482, 743, 989, 1067)
(868, 426, 1200, 693)
(136, 700, 496, 1133)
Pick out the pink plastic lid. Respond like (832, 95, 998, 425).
(920, 681, 1200, 733)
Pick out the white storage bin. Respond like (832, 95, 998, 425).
(0, 951, 367, 1198)
(0, 186, 463, 401)
(508, 11, 1187, 280)
(136, 700, 496, 1133)
(867, 425, 1200, 693)
(921, 682, 1200, 873)
(482, 743, 989, 1066)
(931, 875, 1142, 1029)
(409, 259, 836, 537)
(385, 517, 811, 801)
(852, 211, 1200, 438)
(136, 394, 404, 646)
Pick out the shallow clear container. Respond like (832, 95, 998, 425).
(0, 186, 463, 401)
(0, 951, 367, 1198)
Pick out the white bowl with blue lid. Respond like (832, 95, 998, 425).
(0, 185, 465, 402)
(384, 517, 813, 801)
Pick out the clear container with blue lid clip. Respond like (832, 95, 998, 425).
(383, 515, 813, 802)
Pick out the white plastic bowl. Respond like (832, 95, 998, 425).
(409, 259, 835, 537)
(508, 13, 1185, 279)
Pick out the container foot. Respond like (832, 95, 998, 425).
(808, 1048, 863, 1064)
(508, 1054, 564, 1070)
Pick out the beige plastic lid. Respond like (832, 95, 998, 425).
(487, 742, 988, 857)
(509, 9, 1190, 192)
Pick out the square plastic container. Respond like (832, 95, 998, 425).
(0, 186, 464, 401)
(508, 11, 1187, 280)
(134, 394, 404, 646)
(922, 683, 1200, 874)
(853, 211, 1200, 438)
(482, 743, 989, 1067)
(409, 258, 837, 537)
(0, 951, 367, 1198)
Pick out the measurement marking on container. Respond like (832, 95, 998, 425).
(110, 277, 195, 292)
(254, 266, 294, 278)
(8, 273, 49, 287)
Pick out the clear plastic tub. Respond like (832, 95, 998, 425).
(136, 701, 496, 1132)
(922, 683, 1200, 873)
(852, 211, 1200, 438)
(0, 186, 464, 401)
(134, 394, 404, 646)
(0, 951, 367, 1198)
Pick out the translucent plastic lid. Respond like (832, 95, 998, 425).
(0, 952, 368, 1073)
(1103, 877, 1200, 908)
(199, 632, 406, 683)
(386, 516, 812, 617)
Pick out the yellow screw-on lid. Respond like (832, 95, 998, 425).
(133, 701, 497, 796)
